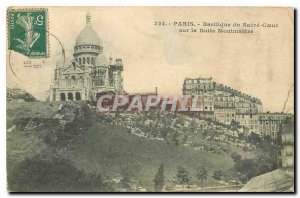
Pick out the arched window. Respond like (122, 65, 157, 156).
(79, 58, 81, 65)
(75, 92, 81, 101)
(91, 57, 95, 64)
(60, 93, 66, 101)
(87, 57, 90, 64)
(80, 76, 84, 87)
(71, 76, 76, 86)
(68, 93, 73, 101)
(83, 57, 86, 64)
(65, 77, 70, 87)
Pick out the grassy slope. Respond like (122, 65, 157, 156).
(6, 101, 59, 127)
(71, 123, 234, 190)
(7, 102, 234, 191)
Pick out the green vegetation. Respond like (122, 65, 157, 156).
(196, 164, 208, 188)
(8, 101, 269, 192)
(153, 164, 165, 192)
(71, 122, 233, 190)
(8, 156, 112, 192)
(225, 137, 279, 183)
(212, 170, 224, 181)
(176, 166, 191, 185)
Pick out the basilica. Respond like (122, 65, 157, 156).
(49, 12, 124, 101)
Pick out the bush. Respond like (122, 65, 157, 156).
(7, 156, 111, 192)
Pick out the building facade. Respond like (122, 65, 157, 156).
(182, 77, 291, 138)
(258, 112, 291, 138)
(49, 13, 124, 102)
(280, 117, 294, 170)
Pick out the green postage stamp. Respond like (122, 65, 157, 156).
(7, 8, 48, 58)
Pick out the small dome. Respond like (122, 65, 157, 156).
(75, 13, 101, 46)
(95, 54, 108, 66)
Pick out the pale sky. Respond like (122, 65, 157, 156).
(7, 7, 294, 113)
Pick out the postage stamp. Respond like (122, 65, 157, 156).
(7, 8, 48, 58)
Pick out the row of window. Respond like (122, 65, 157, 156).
(184, 90, 214, 95)
(75, 45, 101, 50)
(185, 79, 212, 84)
(215, 108, 235, 112)
(236, 102, 257, 106)
(215, 113, 235, 118)
(181, 93, 258, 106)
(260, 125, 279, 130)
(215, 98, 235, 102)
(204, 106, 213, 111)
(214, 102, 235, 107)
(60, 92, 81, 101)
(260, 120, 283, 125)
(76, 57, 96, 65)
(184, 84, 213, 89)
(235, 114, 258, 119)
(236, 109, 256, 114)
(258, 115, 288, 120)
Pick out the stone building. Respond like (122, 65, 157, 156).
(49, 13, 124, 101)
(182, 77, 291, 138)
(280, 116, 294, 170)
(182, 77, 263, 121)
(258, 112, 292, 139)
(182, 77, 215, 112)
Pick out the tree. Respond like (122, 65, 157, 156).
(189, 118, 197, 133)
(153, 164, 165, 192)
(176, 166, 190, 185)
(7, 156, 109, 192)
(233, 158, 256, 182)
(196, 165, 208, 188)
(230, 120, 241, 131)
(212, 170, 224, 180)
(231, 153, 242, 162)
(248, 132, 262, 145)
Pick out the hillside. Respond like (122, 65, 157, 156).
(71, 123, 233, 190)
(7, 101, 243, 191)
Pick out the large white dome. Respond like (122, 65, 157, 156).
(75, 13, 101, 46)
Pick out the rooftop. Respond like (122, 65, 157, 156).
(239, 169, 294, 192)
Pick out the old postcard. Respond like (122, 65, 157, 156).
(6, 7, 294, 192)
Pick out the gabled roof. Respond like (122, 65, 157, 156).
(63, 63, 84, 74)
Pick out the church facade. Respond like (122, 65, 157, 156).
(49, 13, 124, 101)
